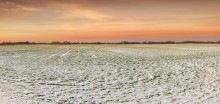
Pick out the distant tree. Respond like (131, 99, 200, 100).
(72, 42, 80, 44)
(163, 41, 175, 44)
(142, 41, 147, 44)
(148, 41, 159, 44)
(120, 41, 129, 44)
(63, 41, 71, 44)
(51, 41, 61, 44)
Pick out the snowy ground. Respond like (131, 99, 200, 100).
(1, 44, 220, 104)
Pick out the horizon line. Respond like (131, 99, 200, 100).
(1, 40, 220, 45)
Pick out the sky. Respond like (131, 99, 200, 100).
(0, 0, 220, 42)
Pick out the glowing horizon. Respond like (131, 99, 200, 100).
(1, 0, 220, 42)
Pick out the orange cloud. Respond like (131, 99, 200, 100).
(0, 1, 38, 11)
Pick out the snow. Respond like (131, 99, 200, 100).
(0, 44, 220, 103)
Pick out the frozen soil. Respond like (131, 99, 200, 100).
(1, 44, 220, 104)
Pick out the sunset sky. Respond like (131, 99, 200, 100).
(0, 0, 220, 42)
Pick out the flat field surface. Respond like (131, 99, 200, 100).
(1, 44, 220, 103)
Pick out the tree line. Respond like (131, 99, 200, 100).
(1, 41, 220, 45)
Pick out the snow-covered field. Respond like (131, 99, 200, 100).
(1, 44, 220, 104)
